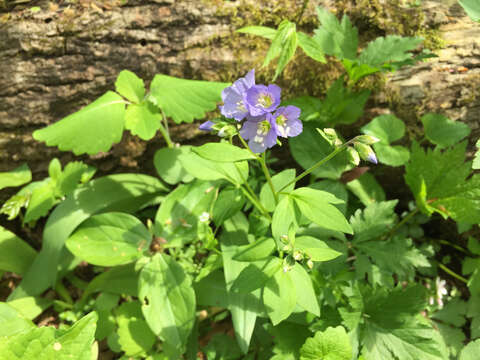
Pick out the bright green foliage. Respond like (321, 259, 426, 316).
(124, 102, 162, 140)
(260, 169, 296, 212)
(268, 322, 311, 359)
(66, 212, 151, 266)
(295, 236, 342, 262)
(154, 146, 194, 185)
(473, 139, 480, 169)
(314, 7, 358, 60)
(0, 163, 31, 190)
(361, 114, 409, 166)
(115, 70, 145, 103)
(421, 113, 471, 148)
(350, 200, 398, 243)
(7, 297, 52, 321)
(405, 141, 480, 223)
(297, 31, 326, 63)
(0, 303, 34, 337)
(290, 264, 320, 316)
(149, 74, 229, 124)
(263, 269, 297, 325)
(263, 20, 298, 80)
(300, 326, 352, 360)
(82, 263, 139, 299)
(459, 0, 480, 22)
(237, 25, 276, 40)
(233, 237, 276, 261)
(0, 226, 36, 275)
(33, 91, 126, 155)
(138, 254, 196, 356)
(460, 339, 480, 360)
(193, 143, 256, 162)
(346, 172, 386, 206)
(213, 186, 245, 226)
(0, 312, 97, 360)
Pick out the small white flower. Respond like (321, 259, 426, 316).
(436, 278, 448, 308)
(199, 212, 210, 223)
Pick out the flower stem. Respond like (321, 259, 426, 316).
(385, 208, 419, 240)
(276, 142, 350, 194)
(260, 152, 279, 204)
(437, 262, 468, 284)
(159, 109, 174, 148)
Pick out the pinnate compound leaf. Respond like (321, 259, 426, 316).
(115, 70, 145, 103)
(66, 212, 151, 266)
(193, 143, 256, 162)
(297, 31, 326, 63)
(421, 113, 471, 148)
(459, 0, 480, 22)
(237, 25, 276, 40)
(263, 269, 297, 325)
(0, 226, 36, 275)
(150, 74, 229, 124)
(300, 326, 352, 360)
(33, 91, 126, 155)
(0, 163, 31, 190)
(0, 312, 97, 360)
(125, 102, 162, 140)
(138, 254, 195, 355)
(358, 35, 422, 68)
(263, 20, 298, 80)
(405, 141, 480, 223)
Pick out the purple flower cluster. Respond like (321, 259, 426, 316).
(201, 70, 303, 153)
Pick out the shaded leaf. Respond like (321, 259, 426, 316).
(421, 113, 471, 148)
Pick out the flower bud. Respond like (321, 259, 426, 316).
(353, 142, 378, 164)
(346, 146, 360, 166)
(317, 128, 342, 147)
(354, 134, 381, 145)
(293, 251, 303, 261)
(307, 259, 314, 269)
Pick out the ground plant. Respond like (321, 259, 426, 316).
(0, 3, 480, 360)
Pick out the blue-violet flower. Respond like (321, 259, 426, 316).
(240, 114, 278, 153)
(272, 106, 302, 138)
(245, 84, 281, 116)
(219, 69, 255, 121)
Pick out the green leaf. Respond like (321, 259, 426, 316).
(237, 25, 276, 40)
(0, 226, 36, 275)
(0, 163, 31, 190)
(260, 168, 296, 212)
(10, 174, 167, 300)
(179, 148, 249, 185)
(115, 70, 145, 103)
(421, 113, 471, 148)
(459, 339, 480, 360)
(282, 96, 322, 122)
(33, 91, 126, 155)
(0, 302, 34, 336)
(290, 123, 353, 179)
(432, 298, 467, 327)
(194, 270, 229, 308)
(290, 264, 320, 316)
(405, 141, 480, 223)
(230, 257, 282, 294)
(374, 144, 410, 167)
(138, 254, 196, 354)
(361, 114, 405, 143)
(82, 263, 139, 299)
(66, 212, 151, 266)
(149, 74, 229, 124)
(459, 0, 480, 22)
(291, 187, 352, 234)
(346, 172, 386, 206)
(350, 200, 398, 243)
(154, 146, 193, 185)
(0, 194, 29, 221)
(269, 322, 311, 359)
(272, 196, 297, 243)
(309, 180, 348, 214)
(297, 31, 326, 63)
(213, 186, 245, 226)
(358, 35, 422, 68)
(263, 20, 298, 80)
(23, 179, 57, 223)
(263, 269, 297, 325)
(193, 143, 256, 162)
(125, 102, 162, 140)
(300, 326, 352, 360)
(233, 237, 276, 262)
(57, 161, 94, 195)
(314, 7, 358, 60)
(7, 297, 52, 320)
(114, 301, 156, 356)
(473, 139, 480, 170)
(295, 236, 342, 262)
(0, 312, 97, 360)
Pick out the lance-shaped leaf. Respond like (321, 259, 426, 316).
(263, 20, 298, 80)
(0, 163, 31, 190)
(237, 25, 276, 40)
(149, 74, 229, 124)
(138, 254, 196, 355)
(33, 91, 126, 155)
(263, 269, 297, 325)
(297, 31, 326, 63)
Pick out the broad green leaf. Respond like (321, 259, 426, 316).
(290, 264, 320, 316)
(260, 168, 296, 212)
(23, 179, 56, 223)
(346, 172, 386, 206)
(115, 70, 145, 103)
(57, 161, 95, 195)
(82, 263, 139, 300)
(10, 174, 166, 300)
(459, 0, 480, 22)
(179, 148, 249, 185)
(212, 186, 245, 226)
(230, 257, 282, 293)
(350, 200, 398, 243)
(432, 298, 467, 327)
(194, 270, 229, 308)
(203, 333, 244, 360)
(272, 196, 297, 243)
(300, 326, 352, 360)
(291, 188, 352, 234)
(297, 31, 326, 63)
(0, 163, 31, 190)
(221, 215, 261, 353)
(7, 297, 52, 320)
(358, 35, 422, 68)
(361, 114, 405, 144)
(149, 74, 229, 124)
(154, 146, 193, 185)
(33, 91, 126, 155)
(269, 322, 311, 359)
(263, 269, 297, 325)
(66, 212, 151, 266)
(295, 236, 342, 262)
(290, 123, 353, 179)
(139, 254, 195, 355)
(237, 25, 276, 40)
(421, 113, 471, 148)
(0, 303, 34, 336)
(405, 141, 480, 223)
(0, 226, 36, 275)
(459, 339, 480, 360)
(0, 312, 97, 360)
(374, 144, 410, 167)
(309, 180, 348, 214)
(125, 102, 162, 140)
(193, 143, 256, 162)
(114, 301, 156, 356)
(473, 139, 480, 170)
(233, 237, 276, 262)
(263, 20, 298, 80)
(314, 7, 358, 60)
